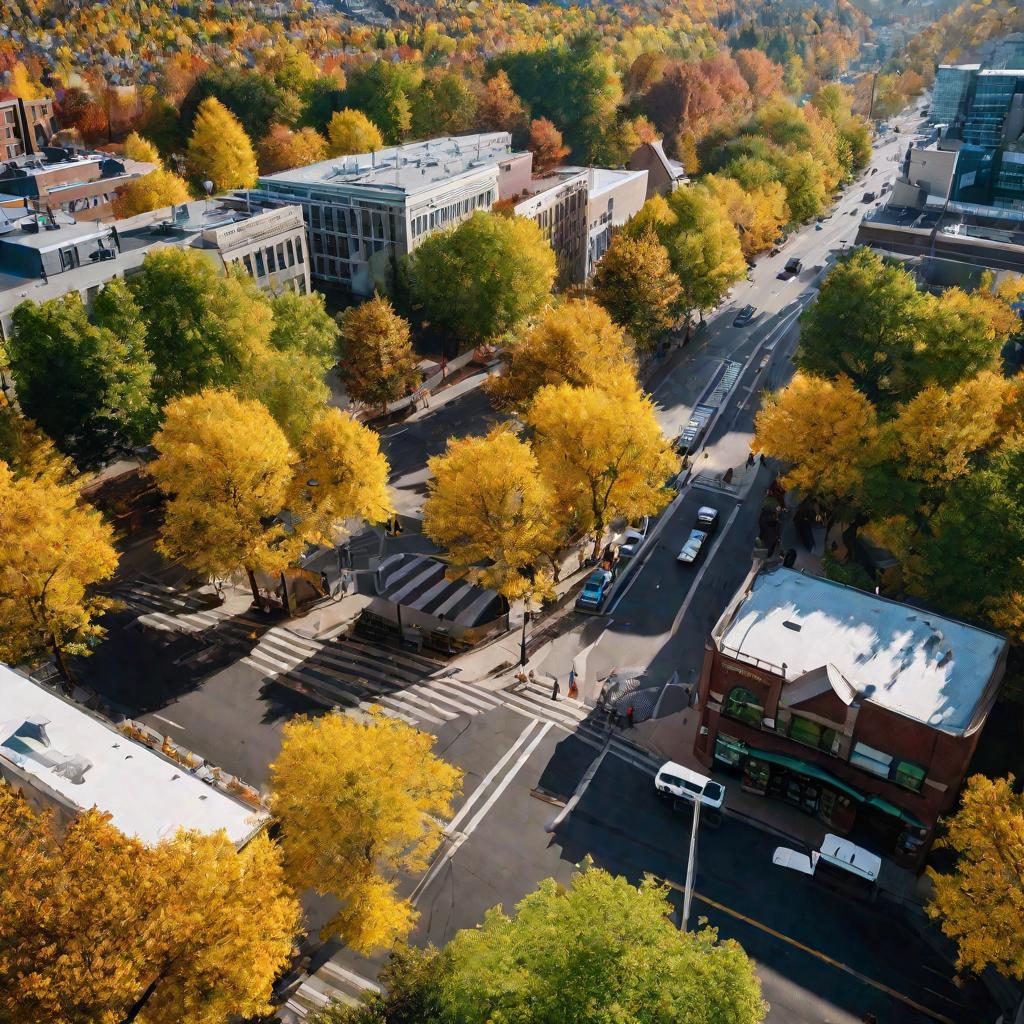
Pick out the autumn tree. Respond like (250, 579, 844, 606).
(703, 173, 789, 258)
(408, 211, 556, 348)
(411, 71, 478, 138)
(123, 131, 162, 165)
(335, 61, 422, 143)
(8, 285, 156, 465)
(269, 710, 462, 953)
(528, 382, 678, 559)
(0, 787, 301, 1024)
(337, 295, 420, 413)
(0, 397, 69, 484)
(753, 372, 879, 519)
(0, 459, 117, 680)
(180, 68, 292, 142)
(187, 96, 258, 190)
(424, 427, 558, 598)
(112, 168, 192, 217)
(150, 389, 299, 606)
(319, 864, 766, 1024)
(927, 775, 1024, 980)
(528, 117, 569, 174)
(489, 298, 637, 410)
(258, 124, 327, 173)
(475, 70, 526, 134)
(289, 408, 392, 549)
(129, 248, 272, 403)
(327, 108, 383, 157)
(592, 232, 681, 352)
(735, 49, 784, 98)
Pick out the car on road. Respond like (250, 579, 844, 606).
(575, 568, 614, 610)
(677, 528, 709, 565)
(655, 761, 726, 809)
(676, 405, 713, 455)
(732, 304, 756, 327)
(769, 246, 782, 256)
(773, 834, 880, 900)
(862, 191, 877, 203)
(815, 223, 823, 230)
(695, 505, 719, 533)
(619, 517, 650, 558)
(776, 257, 803, 281)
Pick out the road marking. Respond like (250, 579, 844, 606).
(548, 737, 611, 831)
(151, 714, 184, 729)
(664, 883, 956, 1024)
(412, 721, 552, 906)
(669, 504, 742, 636)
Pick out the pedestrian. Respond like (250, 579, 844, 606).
(759, 453, 767, 465)
(626, 705, 635, 729)
(567, 668, 578, 700)
(746, 451, 755, 467)
(551, 678, 560, 701)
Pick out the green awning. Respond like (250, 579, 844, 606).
(746, 748, 867, 803)
(866, 794, 925, 828)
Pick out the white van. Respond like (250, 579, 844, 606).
(655, 761, 725, 810)
(773, 834, 881, 898)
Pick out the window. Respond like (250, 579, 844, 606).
(850, 742, 892, 778)
(722, 687, 763, 727)
(58, 247, 75, 272)
(788, 715, 837, 753)
(892, 760, 926, 793)
(266, 246, 277, 272)
(254, 250, 266, 277)
(286, 239, 295, 266)
(714, 732, 745, 767)
(296, 240, 304, 264)
(276, 242, 286, 269)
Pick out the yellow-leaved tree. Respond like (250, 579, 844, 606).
(327, 108, 384, 157)
(927, 774, 1024, 980)
(527, 382, 679, 560)
(150, 389, 299, 608)
(487, 299, 637, 411)
(187, 96, 259, 190)
(123, 131, 163, 165)
(753, 372, 878, 517)
(0, 787, 301, 1024)
(270, 710, 463, 953)
(112, 168, 191, 218)
(424, 426, 559, 598)
(703, 174, 789, 258)
(0, 458, 117, 681)
(289, 407, 393, 548)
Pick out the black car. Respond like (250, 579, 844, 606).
(776, 257, 803, 281)
(733, 304, 756, 327)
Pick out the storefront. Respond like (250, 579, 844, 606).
(714, 734, 927, 862)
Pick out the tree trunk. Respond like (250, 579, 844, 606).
(51, 631, 72, 688)
(120, 960, 175, 1024)
(245, 567, 263, 611)
(591, 531, 603, 562)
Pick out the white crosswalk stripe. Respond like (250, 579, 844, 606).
(115, 580, 266, 639)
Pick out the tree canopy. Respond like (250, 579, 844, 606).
(408, 211, 556, 349)
(186, 96, 259, 190)
(269, 710, 462, 953)
(327, 108, 384, 157)
(112, 167, 191, 218)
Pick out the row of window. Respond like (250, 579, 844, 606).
(410, 190, 492, 240)
(235, 237, 305, 279)
(721, 687, 927, 793)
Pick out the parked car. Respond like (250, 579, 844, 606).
(575, 568, 614, 610)
(776, 257, 803, 281)
(732, 304, 756, 327)
(619, 517, 650, 558)
(676, 405, 714, 455)
(655, 761, 725, 809)
(773, 834, 880, 900)
(677, 528, 709, 565)
(769, 246, 782, 257)
(695, 506, 719, 533)
(862, 191, 877, 203)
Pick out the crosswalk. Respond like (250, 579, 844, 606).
(241, 628, 506, 728)
(115, 579, 269, 641)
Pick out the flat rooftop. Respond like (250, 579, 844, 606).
(716, 568, 1006, 735)
(0, 666, 266, 846)
(259, 132, 518, 195)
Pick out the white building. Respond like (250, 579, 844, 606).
(0, 665, 266, 847)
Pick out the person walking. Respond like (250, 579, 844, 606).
(626, 705, 635, 728)
(551, 677, 560, 701)
(567, 668, 578, 700)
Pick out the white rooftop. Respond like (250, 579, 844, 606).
(717, 568, 1006, 735)
(0, 666, 265, 845)
(259, 132, 517, 195)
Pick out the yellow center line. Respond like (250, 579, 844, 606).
(661, 879, 956, 1024)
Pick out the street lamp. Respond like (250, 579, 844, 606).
(681, 784, 704, 932)
(519, 609, 530, 667)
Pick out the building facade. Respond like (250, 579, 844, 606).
(0, 147, 156, 222)
(578, 166, 648, 276)
(694, 567, 1007, 867)
(511, 168, 589, 287)
(243, 132, 526, 296)
(0, 96, 56, 160)
(0, 199, 308, 339)
(626, 139, 688, 199)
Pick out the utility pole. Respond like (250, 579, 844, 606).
(681, 786, 704, 931)
(519, 609, 530, 666)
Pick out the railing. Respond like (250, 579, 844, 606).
(719, 644, 787, 677)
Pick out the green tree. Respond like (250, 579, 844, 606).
(338, 62, 423, 143)
(180, 68, 290, 142)
(130, 248, 272, 403)
(407, 212, 556, 349)
(8, 286, 155, 465)
(411, 71, 477, 138)
(327, 108, 384, 157)
(592, 231, 681, 351)
(337, 296, 420, 413)
(269, 289, 340, 366)
(313, 864, 767, 1024)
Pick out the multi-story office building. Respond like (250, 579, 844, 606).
(962, 69, 1024, 148)
(578, 166, 649, 276)
(0, 147, 156, 222)
(0, 96, 57, 160)
(510, 168, 589, 287)
(0, 198, 308, 340)
(243, 132, 531, 296)
(929, 64, 980, 125)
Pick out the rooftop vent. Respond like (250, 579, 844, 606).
(782, 620, 802, 632)
(52, 754, 92, 785)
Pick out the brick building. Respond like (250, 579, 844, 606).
(694, 566, 1007, 866)
(0, 96, 57, 160)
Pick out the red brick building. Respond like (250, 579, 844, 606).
(694, 566, 1007, 867)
